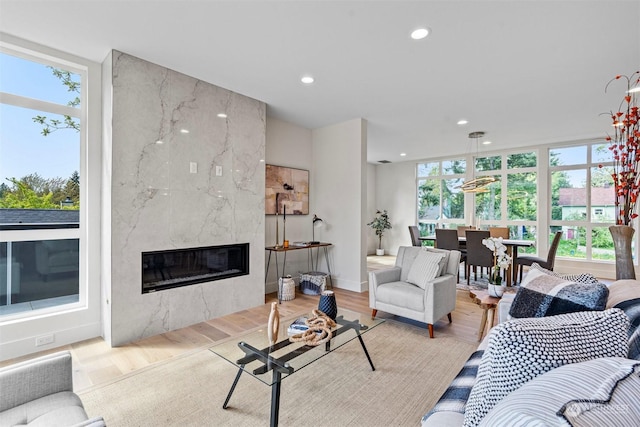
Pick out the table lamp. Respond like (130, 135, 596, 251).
(310, 214, 323, 244)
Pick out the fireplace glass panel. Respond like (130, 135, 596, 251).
(142, 243, 249, 293)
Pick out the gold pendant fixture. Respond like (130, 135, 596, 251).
(459, 131, 498, 193)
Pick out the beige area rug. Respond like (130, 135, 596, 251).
(79, 320, 476, 427)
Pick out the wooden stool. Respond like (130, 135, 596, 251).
(469, 290, 502, 341)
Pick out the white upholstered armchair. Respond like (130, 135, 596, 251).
(369, 246, 461, 338)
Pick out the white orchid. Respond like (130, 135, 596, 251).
(482, 236, 512, 285)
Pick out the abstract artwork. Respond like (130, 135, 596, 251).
(265, 164, 309, 215)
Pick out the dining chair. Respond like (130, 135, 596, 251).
(465, 230, 494, 286)
(516, 231, 563, 283)
(435, 228, 466, 282)
(457, 225, 475, 237)
(408, 225, 422, 246)
(457, 225, 474, 251)
(489, 227, 510, 239)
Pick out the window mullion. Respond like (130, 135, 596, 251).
(0, 92, 80, 117)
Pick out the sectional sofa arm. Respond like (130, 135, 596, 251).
(369, 266, 402, 287)
(0, 350, 74, 412)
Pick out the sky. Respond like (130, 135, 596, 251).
(0, 52, 80, 184)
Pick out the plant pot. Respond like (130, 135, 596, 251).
(609, 224, 636, 280)
(487, 283, 505, 298)
(376, 249, 385, 256)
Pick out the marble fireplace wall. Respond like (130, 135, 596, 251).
(107, 51, 265, 346)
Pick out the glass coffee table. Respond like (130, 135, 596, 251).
(210, 308, 385, 427)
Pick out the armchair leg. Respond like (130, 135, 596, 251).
(447, 313, 452, 323)
(371, 309, 377, 320)
(428, 324, 434, 338)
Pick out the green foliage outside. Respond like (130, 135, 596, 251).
(1, 66, 81, 211)
(32, 67, 81, 136)
(0, 172, 79, 209)
(418, 149, 621, 260)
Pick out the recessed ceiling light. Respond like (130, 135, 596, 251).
(217, 113, 227, 118)
(301, 75, 314, 84)
(180, 129, 189, 134)
(156, 140, 163, 144)
(411, 28, 430, 40)
(483, 140, 492, 145)
(457, 119, 468, 125)
(400, 153, 407, 156)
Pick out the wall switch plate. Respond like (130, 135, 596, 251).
(215, 165, 223, 176)
(190, 162, 197, 174)
(35, 334, 54, 347)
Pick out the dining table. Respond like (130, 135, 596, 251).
(419, 235, 535, 286)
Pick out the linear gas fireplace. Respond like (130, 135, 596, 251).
(142, 243, 249, 293)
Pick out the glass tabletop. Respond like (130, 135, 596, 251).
(209, 308, 385, 385)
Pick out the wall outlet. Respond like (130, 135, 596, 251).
(215, 165, 223, 176)
(189, 162, 198, 174)
(35, 334, 54, 347)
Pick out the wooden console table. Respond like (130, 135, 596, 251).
(265, 242, 333, 294)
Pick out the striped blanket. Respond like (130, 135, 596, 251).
(421, 350, 484, 423)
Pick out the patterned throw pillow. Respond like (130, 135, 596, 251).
(423, 247, 450, 277)
(509, 267, 609, 318)
(478, 358, 640, 426)
(462, 309, 630, 427)
(529, 262, 600, 284)
(406, 250, 445, 289)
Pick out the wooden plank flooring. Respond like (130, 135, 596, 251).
(2, 257, 485, 392)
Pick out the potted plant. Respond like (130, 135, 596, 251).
(601, 71, 640, 279)
(368, 210, 392, 255)
(482, 237, 512, 297)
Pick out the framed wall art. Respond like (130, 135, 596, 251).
(265, 164, 309, 215)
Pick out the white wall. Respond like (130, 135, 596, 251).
(312, 119, 368, 292)
(373, 161, 417, 255)
(366, 163, 378, 255)
(264, 118, 314, 292)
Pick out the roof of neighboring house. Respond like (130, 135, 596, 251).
(558, 187, 614, 207)
(0, 208, 79, 224)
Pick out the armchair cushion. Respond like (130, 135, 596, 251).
(407, 251, 445, 289)
(509, 267, 608, 318)
(463, 308, 630, 427)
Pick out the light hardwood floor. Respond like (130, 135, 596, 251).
(2, 256, 485, 392)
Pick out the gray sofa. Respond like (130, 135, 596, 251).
(422, 278, 640, 426)
(0, 351, 105, 426)
(369, 246, 461, 338)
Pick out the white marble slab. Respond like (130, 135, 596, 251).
(107, 51, 265, 345)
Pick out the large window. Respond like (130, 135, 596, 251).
(0, 47, 84, 316)
(549, 143, 622, 261)
(417, 159, 466, 235)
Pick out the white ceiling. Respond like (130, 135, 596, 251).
(1, 1, 639, 163)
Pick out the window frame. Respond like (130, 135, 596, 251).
(0, 39, 89, 321)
